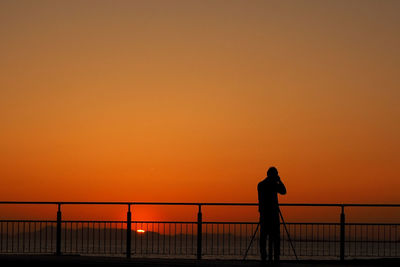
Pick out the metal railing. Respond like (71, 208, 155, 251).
(0, 202, 399, 260)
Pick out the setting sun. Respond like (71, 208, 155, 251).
(137, 229, 145, 234)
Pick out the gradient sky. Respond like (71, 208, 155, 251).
(0, 1, 399, 221)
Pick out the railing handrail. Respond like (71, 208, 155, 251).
(0, 201, 399, 207)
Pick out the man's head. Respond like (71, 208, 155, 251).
(267, 167, 278, 178)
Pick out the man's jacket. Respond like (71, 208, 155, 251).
(258, 177, 286, 214)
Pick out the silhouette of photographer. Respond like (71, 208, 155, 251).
(258, 167, 286, 264)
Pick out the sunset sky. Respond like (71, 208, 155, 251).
(0, 1, 399, 221)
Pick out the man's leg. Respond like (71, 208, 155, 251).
(273, 229, 280, 262)
(268, 232, 273, 263)
(259, 222, 267, 262)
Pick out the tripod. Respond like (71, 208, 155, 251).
(243, 209, 298, 261)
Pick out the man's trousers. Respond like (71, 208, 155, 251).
(259, 212, 280, 262)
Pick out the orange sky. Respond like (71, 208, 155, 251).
(0, 1, 399, 222)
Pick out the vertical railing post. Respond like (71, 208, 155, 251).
(197, 204, 202, 260)
(340, 205, 345, 261)
(56, 204, 62, 256)
(126, 204, 132, 258)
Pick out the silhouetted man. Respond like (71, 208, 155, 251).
(258, 167, 286, 264)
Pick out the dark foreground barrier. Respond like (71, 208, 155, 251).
(0, 202, 399, 261)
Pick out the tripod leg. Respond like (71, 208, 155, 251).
(243, 223, 259, 260)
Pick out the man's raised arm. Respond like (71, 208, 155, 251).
(277, 179, 287, 195)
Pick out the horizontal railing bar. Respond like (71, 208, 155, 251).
(0, 220, 271, 224)
(0, 220, 57, 223)
(0, 220, 126, 223)
(345, 223, 400, 225)
(281, 203, 400, 207)
(0, 201, 399, 207)
(61, 221, 126, 223)
(284, 222, 400, 225)
(277, 222, 340, 225)
(1, 220, 398, 225)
